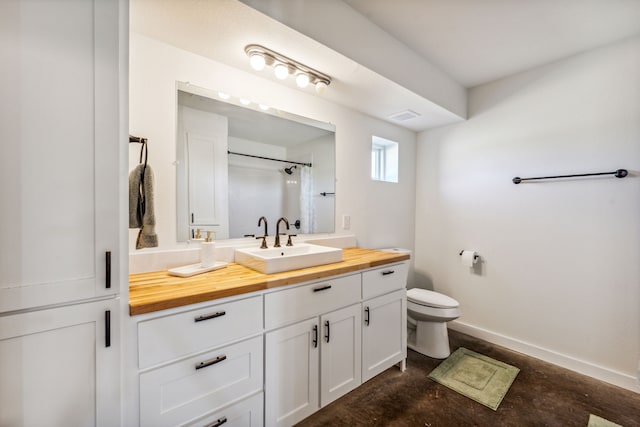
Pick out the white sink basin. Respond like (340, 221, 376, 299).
(235, 243, 343, 274)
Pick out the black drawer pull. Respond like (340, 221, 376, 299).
(364, 306, 370, 326)
(312, 324, 318, 348)
(105, 310, 111, 347)
(313, 285, 332, 292)
(382, 270, 395, 276)
(196, 354, 227, 370)
(205, 416, 228, 427)
(105, 251, 111, 289)
(325, 320, 330, 343)
(194, 311, 226, 322)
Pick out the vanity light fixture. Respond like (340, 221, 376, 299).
(248, 52, 266, 71)
(245, 44, 331, 94)
(295, 73, 310, 88)
(273, 63, 290, 80)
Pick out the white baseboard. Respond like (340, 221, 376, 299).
(449, 320, 639, 394)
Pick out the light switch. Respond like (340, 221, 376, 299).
(342, 214, 351, 230)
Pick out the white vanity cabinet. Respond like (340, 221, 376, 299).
(362, 263, 408, 382)
(264, 275, 363, 427)
(136, 296, 264, 427)
(131, 253, 409, 427)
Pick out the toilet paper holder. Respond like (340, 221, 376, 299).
(459, 250, 479, 261)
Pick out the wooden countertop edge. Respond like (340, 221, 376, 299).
(129, 250, 409, 316)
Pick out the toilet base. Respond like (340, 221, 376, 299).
(407, 320, 451, 359)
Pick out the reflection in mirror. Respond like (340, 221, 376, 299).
(371, 135, 399, 183)
(176, 83, 336, 241)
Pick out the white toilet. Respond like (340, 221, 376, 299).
(407, 288, 460, 359)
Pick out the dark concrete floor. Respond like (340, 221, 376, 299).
(297, 329, 640, 427)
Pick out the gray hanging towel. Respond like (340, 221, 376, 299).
(129, 163, 158, 249)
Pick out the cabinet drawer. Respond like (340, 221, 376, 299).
(140, 335, 263, 427)
(185, 392, 263, 427)
(362, 262, 408, 300)
(138, 296, 262, 369)
(265, 274, 361, 330)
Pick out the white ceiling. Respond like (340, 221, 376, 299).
(344, 0, 640, 88)
(130, 0, 640, 131)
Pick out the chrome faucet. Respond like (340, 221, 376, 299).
(256, 216, 268, 249)
(274, 217, 289, 248)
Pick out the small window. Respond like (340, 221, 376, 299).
(371, 136, 398, 183)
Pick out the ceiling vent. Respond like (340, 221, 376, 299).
(388, 109, 420, 121)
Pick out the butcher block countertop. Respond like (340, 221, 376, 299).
(129, 247, 409, 316)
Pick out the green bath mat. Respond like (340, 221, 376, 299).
(588, 414, 622, 427)
(428, 347, 519, 410)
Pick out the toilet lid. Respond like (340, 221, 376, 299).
(407, 288, 459, 309)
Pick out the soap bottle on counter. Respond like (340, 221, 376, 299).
(201, 231, 216, 268)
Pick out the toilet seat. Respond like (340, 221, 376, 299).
(407, 288, 459, 309)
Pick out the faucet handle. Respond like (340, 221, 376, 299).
(256, 235, 268, 249)
(286, 234, 297, 246)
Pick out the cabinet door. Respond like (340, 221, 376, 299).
(320, 304, 362, 406)
(265, 318, 319, 427)
(362, 289, 407, 382)
(0, 298, 120, 427)
(0, 0, 120, 312)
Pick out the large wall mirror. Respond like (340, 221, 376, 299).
(176, 82, 336, 242)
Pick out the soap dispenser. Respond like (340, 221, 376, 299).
(201, 231, 216, 268)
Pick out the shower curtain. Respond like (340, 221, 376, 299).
(299, 165, 314, 234)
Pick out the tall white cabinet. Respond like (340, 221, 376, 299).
(0, 0, 124, 425)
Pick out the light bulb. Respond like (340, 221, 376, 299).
(218, 92, 230, 100)
(295, 73, 310, 88)
(259, 104, 269, 111)
(274, 63, 289, 80)
(315, 80, 328, 95)
(239, 98, 251, 106)
(249, 53, 266, 71)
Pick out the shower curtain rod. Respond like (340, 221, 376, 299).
(227, 150, 312, 167)
(512, 168, 628, 184)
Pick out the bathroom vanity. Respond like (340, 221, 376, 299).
(129, 248, 409, 427)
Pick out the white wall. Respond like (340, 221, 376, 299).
(129, 33, 416, 255)
(415, 36, 640, 390)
